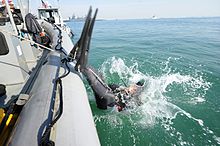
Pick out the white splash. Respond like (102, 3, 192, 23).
(101, 57, 146, 84)
(214, 136, 220, 145)
(96, 56, 217, 144)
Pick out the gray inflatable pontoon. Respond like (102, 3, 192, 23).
(0, 1, 100, 146)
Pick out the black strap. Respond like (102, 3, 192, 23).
(0, 84, 6, 96)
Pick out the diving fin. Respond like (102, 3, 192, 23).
(69, 6, 92, 61)
(75, 8, 98, 71)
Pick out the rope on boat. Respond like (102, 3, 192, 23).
(0, 28, 76, 61)
(40, 60, 70, 146)
(40, 22, 70, 146)
(0, 28, 55, 52)
(53, 23, 68, 55)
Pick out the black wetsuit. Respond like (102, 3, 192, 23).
(82, 67, 116, 109)
(69, 8, 143, 110)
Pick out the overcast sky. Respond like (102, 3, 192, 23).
(30, 0, 220, 19)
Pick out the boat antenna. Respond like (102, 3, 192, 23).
(57, 0, 60, 9)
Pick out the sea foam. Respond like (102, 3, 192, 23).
(93, 56, 218, 144)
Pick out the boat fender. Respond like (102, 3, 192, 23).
(0, 84, 6, 97)
(39, 20, 60, 49)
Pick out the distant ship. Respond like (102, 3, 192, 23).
(152, 15, 158, 19)
(64, 13, 86, 22)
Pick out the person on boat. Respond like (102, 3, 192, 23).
(0, 0, 14, 17)
(24, 13, 51, 47)
(8, 0, 14, 11)
(0, 1, 6, 17)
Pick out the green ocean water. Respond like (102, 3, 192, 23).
(68, 17, 220, 146)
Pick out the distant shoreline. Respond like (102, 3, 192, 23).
(64, 16, 220, 22)
(100, 16, 220, 21)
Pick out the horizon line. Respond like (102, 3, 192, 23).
(93, 16, 220, 21)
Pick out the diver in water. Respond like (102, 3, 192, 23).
(69, 7, 144, 111)
(108, 82, 144, 111)
(80, 65, 144, 111)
